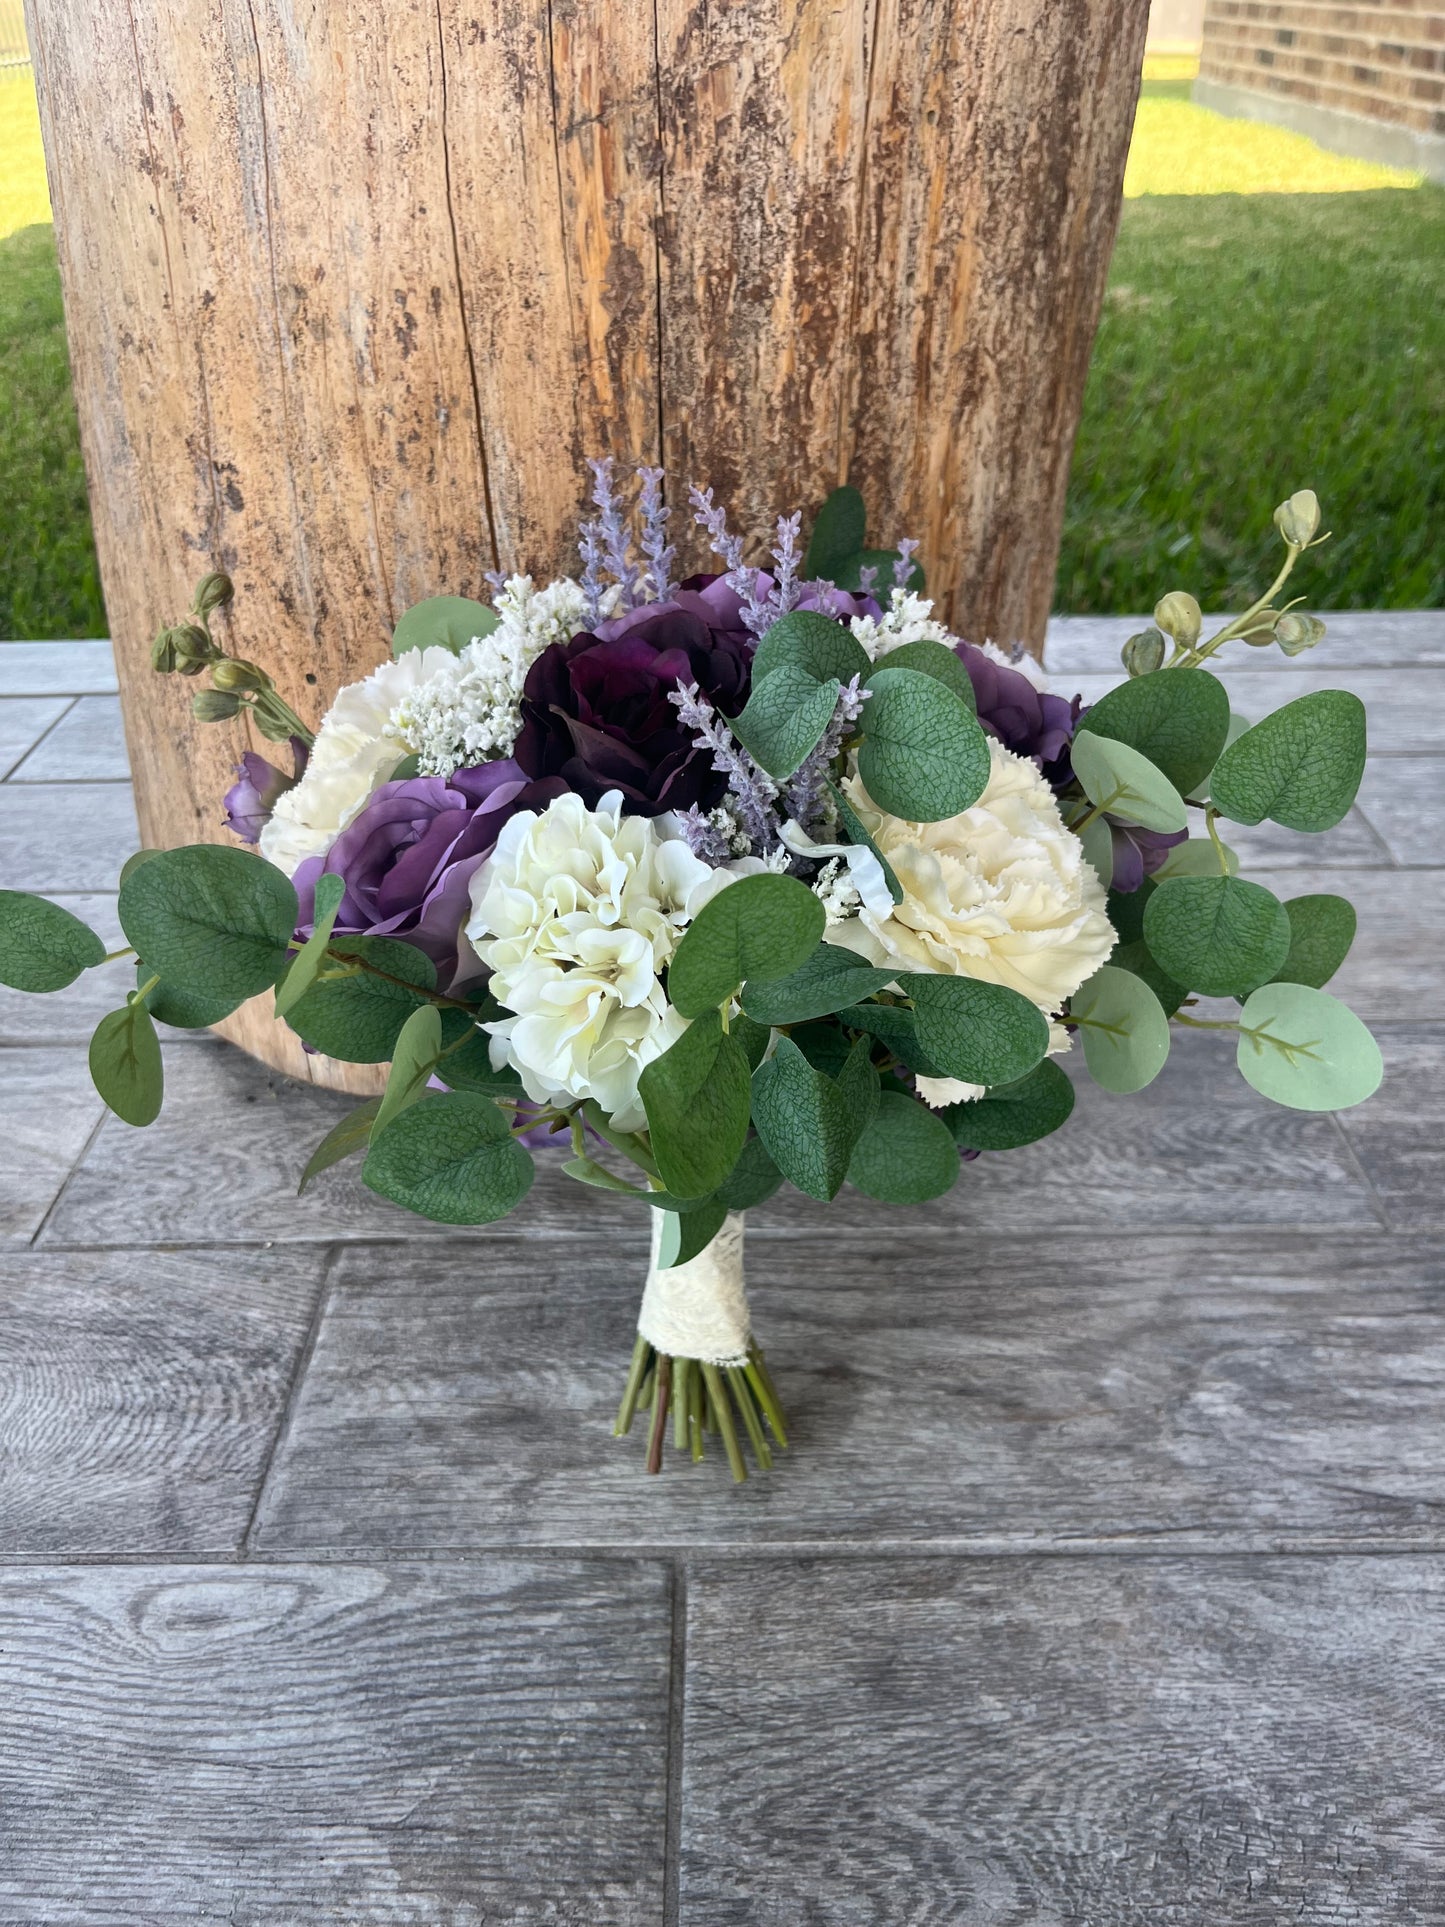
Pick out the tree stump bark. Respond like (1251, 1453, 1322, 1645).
(27, 0, 1148, 1089)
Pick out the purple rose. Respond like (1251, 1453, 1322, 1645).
(1108, 821, 1189, 896)
(223, 737, 308, 844)
(291, 761, 564, 992)
(954, 642, 1081, 786)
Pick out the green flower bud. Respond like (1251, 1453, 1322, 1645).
(150, 626, 181, 674)
(172, 623, 220, 676)
(1273, 489, 1320, 549)
(192, 688, 244, 722)
(192, 571, 234, 616)
(1274, 611, 1326, 657)
(210, 657, 264, 692)
(1121, 628, 1166, 677)
(1152, 590, 1201, 649)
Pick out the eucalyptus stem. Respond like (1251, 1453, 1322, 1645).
(702, 1361, 748, 1483)
(1205, 807, 1231, 875)
(614, 1334, 652, 1437)
(1174, 546, 1302, 668)
(102, 945, 137, 965)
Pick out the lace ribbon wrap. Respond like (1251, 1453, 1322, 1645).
(637, 1209, 751, 1366)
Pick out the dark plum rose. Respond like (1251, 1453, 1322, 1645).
(514, 573, 882, 816)
(223, 737, 308, 844)
(954, 642, 1081, 786)
(1108, 821, 1188, 896)
(291, 761, 564, 992)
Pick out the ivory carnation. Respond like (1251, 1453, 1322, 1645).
(465, 790, 735, 1131)
(826, 740, 1115, 1011)
(259, 648, 455, 876)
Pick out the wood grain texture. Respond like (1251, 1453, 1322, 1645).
(7, 698, 129, 783)
(681, 1555, 1445, 1922)
(253, 1228, 1445, 1549)
(0, 1247, 325, 1553)
(0, 1560, 670, 1924)
(1043, 610, 1445, 676)
(0, 640, 117, 697)
(0, 783, 138, 894)
(0, 700, 72, 780)
(1335, 1023, 1445, 1233)
(0, 1049, 107, 1246)
(1355, 756, 1443, 867)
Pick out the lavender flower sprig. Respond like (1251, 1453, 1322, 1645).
(782, 675, 870, 836)
(589, 456, 644, 611)
(638, 466, 675, 603)
(893, 538, 919, 590)
(689, 486, 771, 638)
(578, 518, 608, 628)
(767, 512, 803, 623)
(669, 680, 783, 853)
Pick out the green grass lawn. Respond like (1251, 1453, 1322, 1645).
(0, 67, 1440, 634)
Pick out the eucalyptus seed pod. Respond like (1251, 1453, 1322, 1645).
(150, 626, 181, 673)
(192, 571, 234, 616)
(172, 622, 220, 675)
(1121, 628, 1166, 677)
(210, 657, 264, 692)
(1152, 590, 1201, 649)
(1273, 489, 1321, 548)
(192, 688, 243, 722)
(1274, 611, 1327, 657)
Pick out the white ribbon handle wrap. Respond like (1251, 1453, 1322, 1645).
(637, 1209, 751, 1366)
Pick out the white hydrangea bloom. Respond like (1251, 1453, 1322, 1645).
(466, 790, 740, 1131)
(811, 856, 863, 927)
(850, 587, 956, 661)
(258, 646, 455, 877)
(825, 739, 1115, 1013)
(391, 575, 612, 778)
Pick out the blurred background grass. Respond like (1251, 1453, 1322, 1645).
(0, 59, 1440, 636)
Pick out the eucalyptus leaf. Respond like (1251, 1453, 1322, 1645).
(1186, 711, 1251, 803)
(391, 595, 498, 658)
(750, 1036, 860, 1201)
(943, 1059, 1075, 1151)
(1106, 878, 1156, 945)
(731, 662, 840, 780)
(1143, 874, 1291, 999)
(868, 639, 976, 709)
(904, 974, 1050, 1087)
(1070, 732, 1188, 834)
(846, 1090, 958, 1203)
(1111, 939, 1188, 1019)
(1270, 893, 1357, 991)
(1153, 836, 1239, 880)
(118, 844, 298, 1000)
(657, 1198, 730, 1269)
(89, 1001, 164, 1126)
(1069, 963, 1171, 1093)
(118, 850, 162, 887)
(0, 890, 105, 992)
(362, 1090, 533, 1224)
(284, 935, 436, 1062)
(434, 1013, 525, 1097)
(371, 1002, 443, 1141)
(559, 1156, 697, 1212)
(297, 1098, 382, 1193)
(273, 872, 346, 1019)
(751, 608, 871, 689)
(668, 873, 825, 1018)
(1078, 813, 1114, 888)
(730, 1011, 772, 1074)
(836, 999, 945, 1077)
(638, 1010, 751, 1200)
(1075, 666, 1230, 795)
(1209, 690, 1367, 832)
(714, 1136, 784, 1211)
(829, 780, 904, 904)
(137, 966, 244, 1030)
(803, 486, 867, 581)
(856, 666, 990, 822)
(740, 944, 894, 1025)
(1235, 983, 1383, 1111)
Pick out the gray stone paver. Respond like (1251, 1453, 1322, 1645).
(0, 618, 1440, 1920)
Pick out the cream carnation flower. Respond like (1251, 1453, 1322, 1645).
(258, 647, 455, 876)
(465, 790, 736, 1131)
(826, 739, 1115, 1011)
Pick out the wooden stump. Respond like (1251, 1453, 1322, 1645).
(28, 0, 1148, 1088)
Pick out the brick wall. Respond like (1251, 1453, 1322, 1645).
(1197, 1, 1445, 174)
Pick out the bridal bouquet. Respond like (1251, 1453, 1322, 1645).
(0, 468, 1382, 1479)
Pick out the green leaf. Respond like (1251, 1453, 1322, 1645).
(433, 1012, 525, 1097)
(668, 874, 826, 1018)
(730, 661, 841, 780)
(1070, 733, 1188, 834)
(273, 873, 347, 1019)
(1111, 939, 1188, 1019)
(714, 1136, 783, 1211)
(787, 1020, 856, 1077)
(730, 1011, 772, 1074)
(118, 844, 298, 1001)
(1078, 813, 1113, 888)
(656, 1198, 730, 1270)
(1106, 878, 1156, 946)
(362, 1090, 533, 1223)
(136, 965, 244, 1030)
(638, 1010, 751, 1200)
(835, 1032, 882, 1144)
(391, 595, 498, 658)
(869, 640, 976, 709)
(284, 935, 437, 1062)
(1075, 666, 1230, 796)
(89, 1001, 164, 1126)
(1236, 983, 1383, 1111)
(740, 944, 895, 1025)
(1186, 711, 1251, 803)
(804, 486, 867, 580)
(836, 998, 945, 1077)
(118, 850, 162, 887)
(0, 890, 106, 992)
(750, 1036, 863, 1201)
(1153, 836, 1239, 880)
(1143, 875, 1291, 999)
(856, 666, 990, 822)
(1209, 690, 1367, 832)
(904, 974, 1050, 1087)
(298, 1098, 382, 1193)
(560, 1157, 697, 1212)
(846, 1091, 958, 1203)
(943, 1059, 1075, 1151)
(371, 1003, 443, 1141)
(1270, 893, 1357, 991)
(1069, 963, 1171, 1094)
(829, 780, 904, 904)
(751, 608, 871, 689)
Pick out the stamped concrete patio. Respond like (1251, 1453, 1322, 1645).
(0, 614, 1441, 1922)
